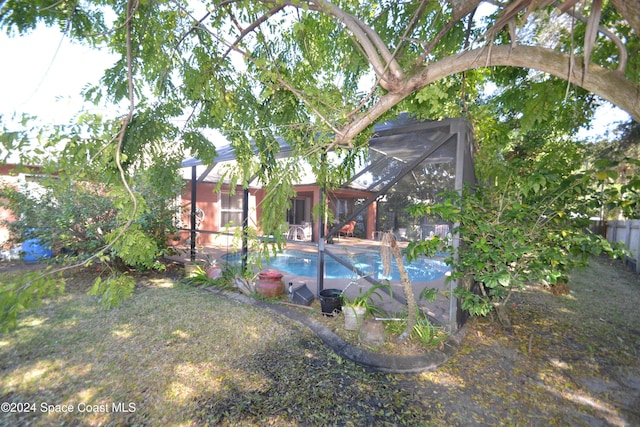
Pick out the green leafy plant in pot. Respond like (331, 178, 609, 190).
(184, 260, 206, 278)
(341, 282, 392, 331)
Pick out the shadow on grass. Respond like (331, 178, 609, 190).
(1, 256, 639, 426)
(193, 335, 442, 425)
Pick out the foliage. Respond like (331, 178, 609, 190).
(593, 157, 640, 220)
(87, 273, 136, 309)
(419, 287, 439, 303)
(2, 0, 640, 329)
(384, 309, 449, 349)
(104, 224, 164, 271)
(182, 265, 211, 287)
(341, 282, 392, 317)
(0, 163, 178, 324)
(585, 120, 640, 219)
(0, 269, 65, 331)
(183, 262, 235, 292)
(3, 0, 639, 195)
(0, 164, 181, 269)
(406, 153, 626, 322)
(133, 163, 186, 249)
(0, 177, 117, 258)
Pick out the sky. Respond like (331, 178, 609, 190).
(576, 103, 630, 140)
(0, 24, 632, 142)
(0, 25, 117, 126)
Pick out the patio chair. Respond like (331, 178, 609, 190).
(338, 220, 356, 238)
(288, 226, 304, 241)
(302, 222, 312, 241)
(287, 222, 313, 241)
(434, 224, 449, 239)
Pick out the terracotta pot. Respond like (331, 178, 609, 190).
(206, 265, 222, 279)
(255, 271, 285, 297)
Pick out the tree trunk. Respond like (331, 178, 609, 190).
(495, 303, 514, 335)
(382, 232, 418, 341)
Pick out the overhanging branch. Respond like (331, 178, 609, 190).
(332, 45, 640, 147)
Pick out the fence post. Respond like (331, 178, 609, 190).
(634, 220, 640, 274)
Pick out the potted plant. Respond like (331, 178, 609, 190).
(205, 256, 222, 280)
(341, 282, 392, 331)
(184, 259, 206, 277)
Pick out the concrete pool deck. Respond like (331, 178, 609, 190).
(167, 237, 455, 327)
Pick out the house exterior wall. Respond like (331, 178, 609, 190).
(366, 201, 377, 240)
(0, 200, 16, 249)
(0, 165, 27, 248)
(177, 181, 259, 246)
(178, 179, 377, 245)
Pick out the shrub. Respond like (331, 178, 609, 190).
(406, 167, 625, 326)
(0, 172, 180, 269)
(0, 179, 117, 258)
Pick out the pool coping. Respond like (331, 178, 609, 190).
(204, 287, 467, 374)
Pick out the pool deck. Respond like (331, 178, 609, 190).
(167, 237, 454, 327)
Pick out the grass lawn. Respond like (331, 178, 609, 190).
(1, 257, 639, 426)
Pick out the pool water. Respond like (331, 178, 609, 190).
(226, 250, 450, 282)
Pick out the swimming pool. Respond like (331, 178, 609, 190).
(226, 250, 450, 282)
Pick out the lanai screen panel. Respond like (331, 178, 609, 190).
(350, 117, 459, 192)
(326, 115, 475, 332)
(346, 115, 472, 238)
(375, 135, 459, 238)
(350, 151, 405, 191)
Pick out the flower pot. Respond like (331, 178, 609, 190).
(184, 261, 205, 277)
(319, 289, 343, 316)
(206, 265, 222, 280)
(256, 271, 285, 297)
(343, 305, 367, 330)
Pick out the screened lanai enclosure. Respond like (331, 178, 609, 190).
(179, 114, 476, 332)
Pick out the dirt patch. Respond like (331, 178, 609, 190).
(549, 281, 571, 295)
(0, 261, 49, 274)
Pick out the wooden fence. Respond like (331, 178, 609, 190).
(603, 220, 640, 273)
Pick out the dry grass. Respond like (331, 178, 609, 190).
(1, 269, 319, 426)
(1, 256, 639, 426)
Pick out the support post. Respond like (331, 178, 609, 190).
(242, 187, 249, 274)
(317, 191, 325, 295)
(317, 152, 326, 295)
(190, 165, 197, 262)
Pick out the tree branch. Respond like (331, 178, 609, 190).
(257, 0, 404, 91)
(191, 16, 345, 140)
(112, 0, 139, 239)
(556, 0, 627, 73)
(219, 5, 285, 63)
(332, 45, 640, 147)
(313, 0, 404, 84)
(416, 15, 463, 64)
